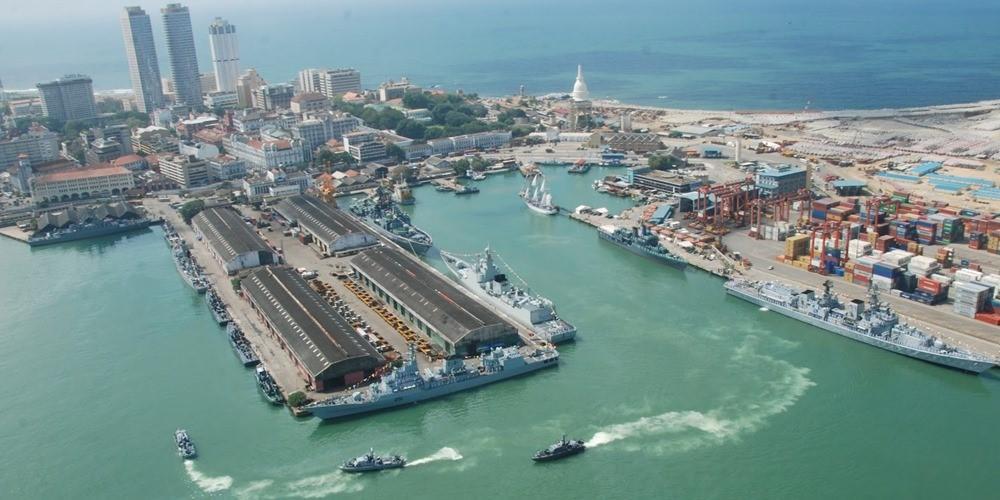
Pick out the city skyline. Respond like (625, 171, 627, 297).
(161, 3, 202, 107)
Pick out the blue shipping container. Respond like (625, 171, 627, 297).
(873, 262, 901, 278)
(811, 209, 826, 220)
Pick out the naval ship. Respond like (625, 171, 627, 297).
(205, 289, 231, 325)
(441, 247, 577, 344)
(598, 225, 687, 269)
(725, 279, 996, 373)
(350, 186, 433, 254)
(306, 344, 559, 420)
(28, 217, 152, 246)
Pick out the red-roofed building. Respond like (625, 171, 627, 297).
(112, 154, 148, 171)
(31, 163, 135, 203)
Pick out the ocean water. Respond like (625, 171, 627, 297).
(0, 167, 997, 499)
(2, 0, 1000, 109)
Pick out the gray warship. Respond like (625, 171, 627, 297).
(350, 186, 433, 254)
(598, 225, 687, 269)
(725, 278, 996, 373)
(306, 344, 559, 420)
(441, 247, 577, 344)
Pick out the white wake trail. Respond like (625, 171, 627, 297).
(408, 447, 463, 466)
(184, 460, 234, 493)
(585, 342, 815, 451)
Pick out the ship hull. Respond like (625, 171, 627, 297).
(356, 218, 432, 255)
(28, 219, 152, 247)
(724, 282, 995, 373)
(308, 355, 558, 420)
(597, 229, 687, 269)
(522, 198, 557, 215)
(441, 254, 576, 344)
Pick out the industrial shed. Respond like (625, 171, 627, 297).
(273, 194, 378, 256)
(192, 207, 280, 274)
(241, 266, 384, 391)
(351, 246, 520, 356)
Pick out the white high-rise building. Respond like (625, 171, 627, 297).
(208, 17, 240, 92)
(162, 3, 202, 107)
(120, 6, 164, 113)
(298, 68, 361, 98)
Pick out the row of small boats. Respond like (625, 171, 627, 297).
(340, 436, 585, 473)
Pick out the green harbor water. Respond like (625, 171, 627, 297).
(1, 166, 998, 499)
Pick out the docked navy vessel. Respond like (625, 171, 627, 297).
(27, 217, 152, 246)
(454, 184, 479, 195)
(725, 279, 996, 373)
(350, 186, 433, 254)
(340, 449, 406, 473)
(227, 324, 260, 367)
(255, 365, 284, 404)
(175, 429, 197, 459)
(205, 289, 231, 325)
(598, 225, 687, 269)
(307, 344, 559, 420)
(441, 247, 576, 344)
(163, 223, 209, 293)
(532, 435, 586, 462)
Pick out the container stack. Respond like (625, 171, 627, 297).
(847, 239, 872, 259)
(952, 282, 993, 318)
(852, 256, 878, 287)
(881, 250, 913, 268)
(892, 220, 915, 240)
(911, 276, 948, 304)
(914, 219, 937, 245)
(907, 256, 941, 277)
(988, 231, 1000, 255)
(871, 261, 901, 291)
(811, 198, 837, 224)
(934, 247, 954, 268)
(954, 268, 984, 283)
(783, 234, 810, 260)
(874, 235, 895, 253)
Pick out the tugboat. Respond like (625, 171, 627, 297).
(567, 159, 591, 174)
(175, 429, 197, 459)
(255, 365, 284, 405)
(340, 448, 407, 473)
(532, 435, 585, 462)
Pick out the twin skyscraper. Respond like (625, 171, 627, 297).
(120, 4, 239, 113)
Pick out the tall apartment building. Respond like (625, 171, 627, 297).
(298, 68, 361, 98)
(158, 154, 209, 189)
(36, 75, 97, 122)
(252, 84, 294, 111)
(208, 17, 240, 92)
(161, 3, 202, 106)
(236, 68, 266, 108)
(120, 6, 164, 113)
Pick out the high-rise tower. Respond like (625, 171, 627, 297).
(120, 6, 164, 113)
(162, 3, 202, 106)
(208, 17, 240, 92)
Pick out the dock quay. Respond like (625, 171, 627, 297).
(145, 195, 550, 416)
(0, 225, 29, 242)
(567, 205, 739, 278)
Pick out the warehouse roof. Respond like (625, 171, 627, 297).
(192, 207, 273, 261)
(274, 194, 371, 244)
(351, 246, 512, 344)
(242, 266, 383, 378)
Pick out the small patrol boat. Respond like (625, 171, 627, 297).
(532, 435, 585, 462)
(340, 448, 406, 473)
(175, 429, 197, 459)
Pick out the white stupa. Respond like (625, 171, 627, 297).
(571, 64, 590, 102)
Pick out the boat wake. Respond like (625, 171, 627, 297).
(585, 341, 815, 453)
(759, 306, 770, 312)
(184, 460, 234, 493)
(407, 447, 463, 467)
(284, 471, 363, 498)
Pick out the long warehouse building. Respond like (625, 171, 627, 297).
(273, 194, 378, 256)
(351, 246, 520, 356)
(192, 207, 281, 274)
(241, 266, 384, 391)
